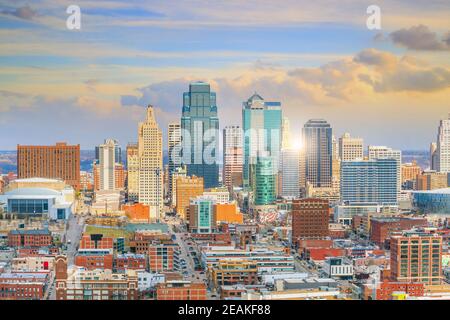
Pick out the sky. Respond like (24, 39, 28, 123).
(0, 0, 450, 151)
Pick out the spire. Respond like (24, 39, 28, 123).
(146, 105, 156, 124)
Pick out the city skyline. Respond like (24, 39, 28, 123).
(1, 1, 450, 150)
(1, 2, 450, 304)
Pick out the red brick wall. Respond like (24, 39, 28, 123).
(156, 283, 207, 300)
(75, 254, 113, 270)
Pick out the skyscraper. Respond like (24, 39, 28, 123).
(250, 153, 276, 206)
(281, 117, 291, 149)
(242, 93, 282, 188)
(339, 132, 363, 161)
(340, 159, 398, 205)
(126, 143, 139, 202)
(17, 142, 80, 190)
(332, 135, 341, 197)
(181, 82, 219, 188)
(280, 148, 300, 198)
(168, 122, 181, 203)
(97, 139, 116, 191)
(436, 114, 450, 173)
(138, 105, 163, 221)
(96, 139, 122, 164)
(223, 126, 243, 189)
(302, 119, 333, 188)
(430, 142, 438, 171)
(368, 145, 401, 195)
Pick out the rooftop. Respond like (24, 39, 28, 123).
(413, 188, 450, 194)
(4, 187, 61, 196)
(9, 229, 51, 235)
(13, 178, 64, 183)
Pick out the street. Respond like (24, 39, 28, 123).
(165, 216, 212, 298)
(65, 212, 86, 266)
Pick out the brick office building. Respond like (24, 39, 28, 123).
(390, 231, 443, 285)
(375, 281, 424, 300)
(148, 242, 180, 272)
(8, 229, 52, 248)
(370, 217, 428, 248)
(74, 234, 114, 270)
(0, 272, 49, 300)
(156, 281, 207, 300)
(79, 234, 113, 250)
(74, 251, 114, 270)
(55, 256, 138, 300)
(17, 143, 80, 190)
(114, 253, 147, 272)
(211, 259, 258, 289)
(292, 198, 329, 245)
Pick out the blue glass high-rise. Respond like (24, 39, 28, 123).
(181, 82, 219, 188)
(242, 93, 282, 189)
(341, 158, 398, 205)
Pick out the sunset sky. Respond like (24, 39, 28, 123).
(1, 0, 450, 150)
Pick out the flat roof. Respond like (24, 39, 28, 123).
(413, 188, 450, 194)
(4, 187, 61, 196)
(9, 229, 50, 235)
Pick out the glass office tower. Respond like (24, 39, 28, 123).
(181, 82, 219, 188)
(250, 154, 276, 205)
(242, 93, 282, 189)
(340, 158, 398, 205)
(302, 119, 333, 188)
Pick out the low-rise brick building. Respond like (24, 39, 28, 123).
(55, 255, 138, 300)
(0, 271, 49, 300)
(370, 217, 428, 248)
(148, 242, 179, 272)
(156, 281, 207, 300)
(115, 253, 147, 272)
(8, 229, 52, 248)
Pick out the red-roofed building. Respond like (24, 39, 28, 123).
(305, 248, 346, 262)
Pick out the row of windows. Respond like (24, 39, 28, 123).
(8, 199, 49, 214)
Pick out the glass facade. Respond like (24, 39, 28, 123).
(251, 156, 276, 205)
(242, 94, 282, 189)
(341, 158, 398, 205)
(181, 82, 219, 188)
(8, 199, 49, 214)
(191, 197, 214, 234)
(413, 190, 450, 214)
(302, 119, 333, 188)
(198, 200, 212, 230)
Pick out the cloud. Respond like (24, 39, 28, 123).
(1, 5, 37, 20)
(121, 78, 196, 113)
(354, 49, 397, 69)
(0, 90, 30, 98)
(0, 91, 146, 148)
(390, 25, 450, 51)
(118, 49, 450, 139)
(354, 49, 450, 92)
